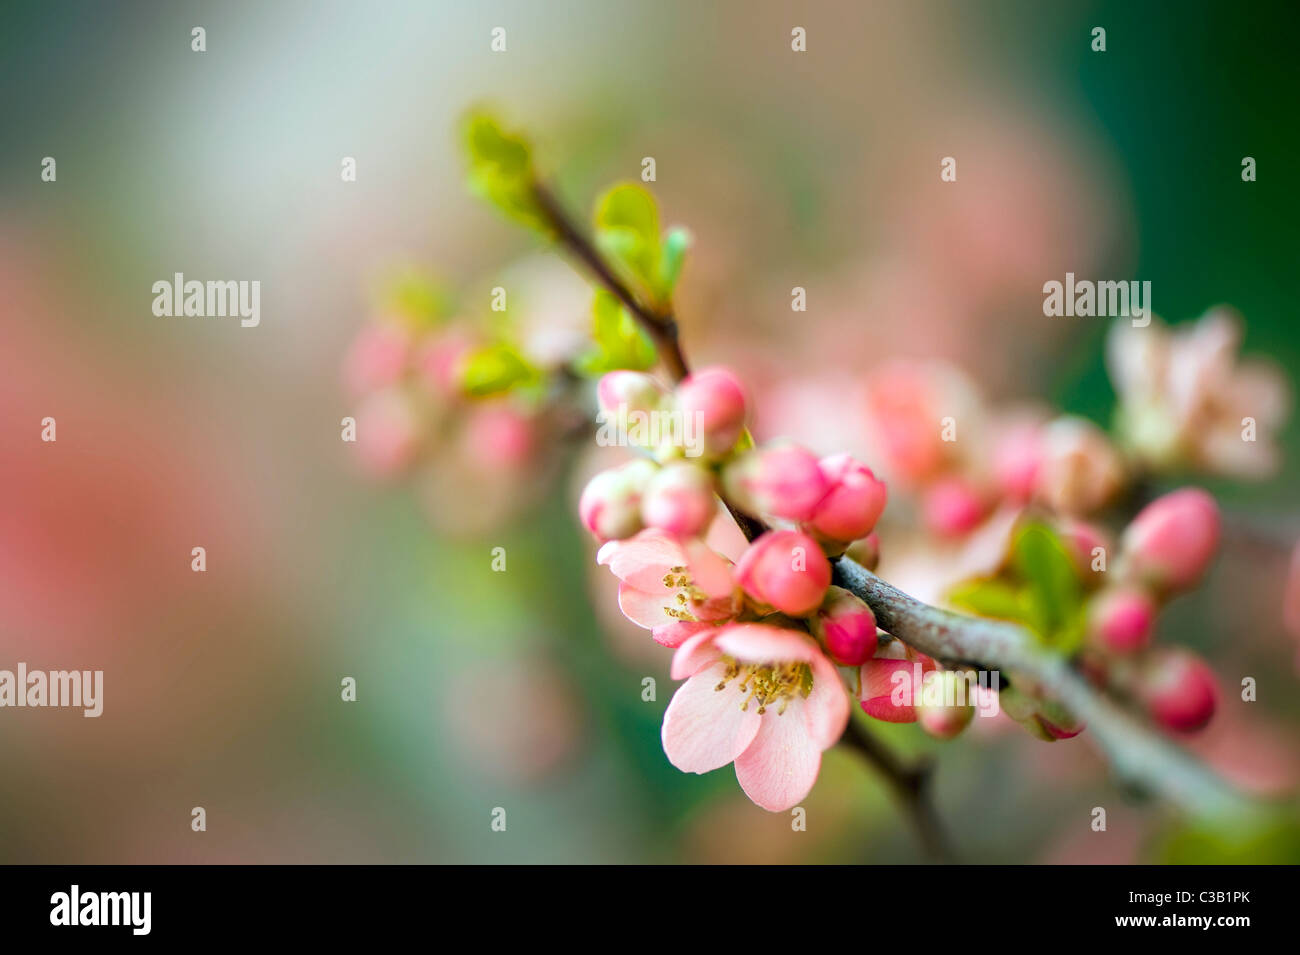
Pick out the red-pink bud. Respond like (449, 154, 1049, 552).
(1058, 518, 1112, 578)
(812, 586, 878, 665)
(921, 477, 986, 538)
(804, 454, 888, 544)
(414, 330, 473, 399)
(859, 656, 936, 723)
(992, 421, 1043, 503)
(343, 323, 410, 397)
(733, 529, 831, 616)
(844, 532, 881, 571)
(674, 365, 748, 457)
(915, 671, 976, 740)
(1089, 586, 1157, 654)
(463, 403, 535, 470)
(723, 443, 829, 522)
(578, 459, 657, 542)
(355, 389, 422, 477)
(1121, 488, 1221, 594)
(1140, 650, 1218, 733)
(639, 461, 717, 538)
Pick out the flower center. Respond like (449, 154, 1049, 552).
(714, 658, 812, 716)
(661, 565, 713, 621)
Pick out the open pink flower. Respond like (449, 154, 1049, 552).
(661, 623, 850, 811)
(596, 529, 737, 647)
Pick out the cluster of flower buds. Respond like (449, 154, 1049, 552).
(342, 308, 552, 534)
(1080, 487, 1222, 732)
(586, 365, 912, 809)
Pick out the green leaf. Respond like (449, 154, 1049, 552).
(593, 183, 663, 298)
(1012, 522, 1085, 650)
(379, 268, 451, 328)
(460, 110, 549, 233)
(573, 289, 656, 376)
(459, 342, 537, 397)
(947, 578, 1031, 625)
(658, 227, 691, 296)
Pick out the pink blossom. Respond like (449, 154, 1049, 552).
(640, 461, 717, 538)
(580, 459, 657, 542)
(1088, 586, 1156, 654)
(661, 623, 850, 811)
(733, 529, 831, 617)
(674, 365, 749, 457)
(354, 389, 422, 477)
(1035, 416, 1124, 517)
(862, 360, 979, 486)
(921, 476, 986, 538)
(803, 453, 887, 545)
(343, 323, 410, 397)
(722, 443, 829, 522)
(597, 529, 737, 646)
(1121, 487, 1220, 595)
(859, 654, 936, 723)
(1140, 649, 1218, 733)
(811, 586, 878, 665)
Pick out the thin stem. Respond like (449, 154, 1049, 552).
(532, 183, 691, 382)
(839, 719, 953, 862)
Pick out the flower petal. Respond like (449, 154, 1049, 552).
(803, 653, 850, 749)
(661, 664, 762, 774)
(670, 629, 722, 679)
(733, 706, 823, 811)
(715, 623, 820, 665)
(597, 529, 683, 590)
(616, 582, 675, 630)
(653, 619, 711, 649)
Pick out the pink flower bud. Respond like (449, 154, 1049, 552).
(915, 671, 976, 740)
(639, 461, 717, 538)
(921, 476, 985, 538)
(859, 655, 936, 723)
(804, 454, 888, 544)
(355, 389, 422, 477)
(812, 586, 878, 665)
(1089, 586, 1157, 654)
(1058, 518, 1112, 578)
(673, 365, 748, 456)
(992, 420, 1043, 503)
(463, 403, 535, 470)
(1121, 488, 1221, 594)
(578, 459, 657, 542)
(414, 329, 474, 399)
(734, 529, 831, 617)
(723, 443, 829, 522)
(1140, 650, 1218, 733)
(343, 323, 410, 397)
(597, 370, 668, 420)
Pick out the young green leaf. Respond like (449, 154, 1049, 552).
(573, 289, 657, 376)
(459, 341, 538, 397)
(593, 183, 663, 299)
(658, 227, 691, 297)
(460, 110, 550, 234)
(947, 578, 1031, 625)
(1012, 522, 1085, 650)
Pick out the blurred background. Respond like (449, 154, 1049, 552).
(1, 0, 1297, 863)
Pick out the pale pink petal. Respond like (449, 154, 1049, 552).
(670, 629, 723, 679)
(715, 623, 820, 665)
(597, 529, 683, 589)
(661, 665, 762, 773)
(653, 619, 711, 649)
(802, 653, 850, 749)
(733, 707, 823, 811)
(616, 582, 675, 630)
(682, 538, 735, 598)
